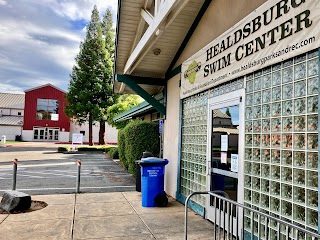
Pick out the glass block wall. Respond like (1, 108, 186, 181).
(180, 79, 244, 206)
(244, 49, 319, 236)
(181, 92, 208, 206)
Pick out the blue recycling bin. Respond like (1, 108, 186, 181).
(140, 157, 169, 207)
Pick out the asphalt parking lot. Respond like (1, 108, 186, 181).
(0, 143, 135, 195)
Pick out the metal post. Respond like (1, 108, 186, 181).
(159, 133, 162, 158)
(159, 119, 163, 158)
(12, 158, 18, 190)
(76, 159, 81, 193)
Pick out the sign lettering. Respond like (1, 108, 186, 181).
(181, 0, 320, 98)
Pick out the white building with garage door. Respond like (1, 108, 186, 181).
(0, 93, 24, 141)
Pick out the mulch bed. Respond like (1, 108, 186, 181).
(0, 201, 48, 214)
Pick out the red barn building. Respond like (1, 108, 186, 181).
(22, 84, 70, 142)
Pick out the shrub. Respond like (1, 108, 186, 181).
(103, 146, 117, 153)
(123, 120, 159, 175)
(109, 147, 119, 159)
(57, 146, 69, 153)
(118, 130, 127, 169)
(77, 147, 103, 152)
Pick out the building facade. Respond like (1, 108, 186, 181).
(114, 0, 320, 235)
(0, 93, 24, 141)
(22, 84, 70, 142)
(20, 84, 118, 144)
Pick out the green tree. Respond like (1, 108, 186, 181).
(97, 8, 117, 145)
(225, 107, 231, 117)
(65, 5, 110, 145)
(106, 95, 141, 129)
(101, 8, 115, 57)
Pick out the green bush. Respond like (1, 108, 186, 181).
(77, 147, 103, 152)
(109, 147, 119, 159)
(57, 146, 69, 153)
(118, 130, 127, 169)
(103, 146, 117, 153)
(123, 120, 159, 175)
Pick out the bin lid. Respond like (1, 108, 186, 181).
(140, 157, 168, 166)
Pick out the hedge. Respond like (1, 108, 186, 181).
(109, 147, 119, 159)
(73, 146, 118, 153)
(118, 130, 127, 169)
(57, 146, 69, 153)
(103, 146, 117, 153)
(77, 147, 103, 152)
(123, 120, 159, 175)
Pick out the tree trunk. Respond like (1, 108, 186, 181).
(89, 113, 93, 146)
(99, 121, 105, 145)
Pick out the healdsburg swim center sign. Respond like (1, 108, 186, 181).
(181, 0, 320, 99)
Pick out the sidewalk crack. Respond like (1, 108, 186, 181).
(122, 192, 157, 240)
(0, 214, 9, 225)
(71, 194, 77, 239)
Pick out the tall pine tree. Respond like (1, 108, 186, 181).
(65, 5, 110, 145)
(97, 8, 117, 144)
(102, 8, 115, 58)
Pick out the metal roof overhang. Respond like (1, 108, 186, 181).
(114, 0, 209, 98)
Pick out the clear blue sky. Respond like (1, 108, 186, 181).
(0, 0, 117, 93)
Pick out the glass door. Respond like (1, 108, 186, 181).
(206, 89, 244, 234)
(34, 129, 39, 140)
(39, 128, 45, 140)
(46, 128, 59, 141)
(54, 129, 59, 141)
(210, 104, 239, 201)
(48, 129, 53, 140)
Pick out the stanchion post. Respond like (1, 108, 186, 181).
(12, 158, 18, 190)
(76, 159, 81, 193)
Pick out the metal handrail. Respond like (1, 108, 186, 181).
(184, 191, 320, 240)
(184, 191, 208, 240)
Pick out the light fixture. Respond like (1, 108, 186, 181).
(153, 48, 161, 56)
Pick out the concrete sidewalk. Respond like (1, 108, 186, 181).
(0, 192, 214, 239)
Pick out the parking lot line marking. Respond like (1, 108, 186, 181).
(16, 174, 46, 179)
(17, 171, 104, 179)
(49, 169, 91, 173)
(0, 186, 136, 191)
(0, 177, 12, 180)
(21, 170, 76, 178)
(0, 162, 75, 169)
(75, 161, 113, 163)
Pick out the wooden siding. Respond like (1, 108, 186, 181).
(23, 85, 70, 131)
(116, 0, 204, 77)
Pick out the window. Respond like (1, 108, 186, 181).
(36, 99, 59, 120)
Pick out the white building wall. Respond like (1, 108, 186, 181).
(0, 109, 24, 116)
(0, 109, 10, 115)
(70, 122, 117, 144)
(10, 109, 24, 116)
(163, 74, 180, 198)
(105, 124, 118, 144)
(70, 122, 100, 143)
(22, 130, 33, 141)
(59, 131, 69, 142)
(0, 126, 22, 141)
